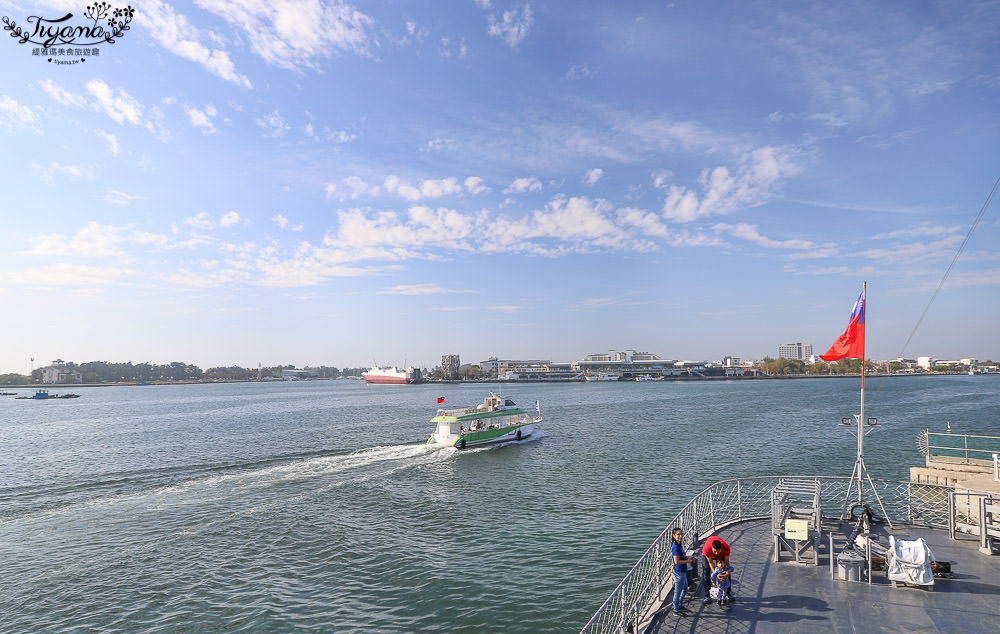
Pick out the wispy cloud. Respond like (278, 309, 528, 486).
(255, 110, 290, 137)
(487, 3, 534, 48)
(432, 305, 521, 312)
(86, 80, 142, 125)
(138, 0, 252, 88)
(713, 222, 815, 249)
(19, 222, 126, 257)
(0, 95, 37, 130)
(2, 263, 136, 287)
(39, 79, 87, 107)
(504, 176, 543, 194)
(185, 104, 219, 134)
(195, 0, 377, 70)
(103, 190, 144, 206)
(379, 284, 473, 295)
(660, 147, 801, 222)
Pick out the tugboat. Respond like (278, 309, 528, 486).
(15, 389, 80, 399)
(427, 392, 540, 449)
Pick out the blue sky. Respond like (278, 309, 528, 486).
(1, 0, 998, 374)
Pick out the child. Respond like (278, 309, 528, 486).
(711, 559, 735, 604)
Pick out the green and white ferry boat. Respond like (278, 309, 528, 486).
(427, 392, 541, 449)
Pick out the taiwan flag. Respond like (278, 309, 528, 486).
(437, 397, 445, 404)
(820, 293, 865, 361)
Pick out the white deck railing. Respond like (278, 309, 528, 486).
(579, 475, 987, 634)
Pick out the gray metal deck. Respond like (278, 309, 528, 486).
(645, 518, 1000, 633)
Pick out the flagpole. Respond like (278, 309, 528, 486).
(857, 280, 866, 505)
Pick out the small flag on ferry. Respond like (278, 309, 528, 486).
(820, 292, 865, 361)
(437, 397, 445, 404)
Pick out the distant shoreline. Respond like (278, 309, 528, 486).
(2, 372, 993, 390)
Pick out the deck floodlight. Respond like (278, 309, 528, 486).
(841, 417, 853, 426)
(867, 417, 877, 426)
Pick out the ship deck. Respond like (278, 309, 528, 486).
(644, 518, 1000, 633)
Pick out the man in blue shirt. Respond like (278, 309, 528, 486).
(670, 527, 697, 617)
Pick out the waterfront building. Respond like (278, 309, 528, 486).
(577, 350, 688, 379)
(777, 342, 813, 361)
(441, 354, 461, 379)
(40, 359, 82, 384)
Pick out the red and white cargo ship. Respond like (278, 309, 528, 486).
(361, 365, 425, 384)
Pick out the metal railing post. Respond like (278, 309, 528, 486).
(737, 480, 743, 521)
(981, 496, 989, 553)
(948, 491, 956, 540)
(829, 532, 835, 580)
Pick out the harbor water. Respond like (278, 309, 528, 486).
(2, 376, 998, 632)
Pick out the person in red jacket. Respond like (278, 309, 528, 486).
(701, 536, 733, 604)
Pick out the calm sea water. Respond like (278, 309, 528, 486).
(1, 377, 998, 632)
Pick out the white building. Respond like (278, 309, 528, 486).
(778, 342, 813, 361)
(40, 359, 83, 384)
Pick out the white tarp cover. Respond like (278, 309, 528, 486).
(887, 536, 934, 586)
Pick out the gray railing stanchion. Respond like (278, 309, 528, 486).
(829, 532, 835, 579)
(738, 480, 743, 520)
(907, 482, 912, 524)
(867, 537, 872, 585)
(981, 496, 989, 553)
(948, 492, 956, 540)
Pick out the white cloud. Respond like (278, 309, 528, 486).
(185, 104, 218, 134)
(38, 79, 87, 107)
(662, 146, 801, 222)
(566, 63, 598, 80)
(488, 3, 534, 48)
(273, 214, 289, 228)
(464, 176, 490, 195)
(137, 0, 252, 88)
(420, 137, 456, 153)
(0, 95, 36, 129)
(194, 0, 377, 70)
(20, 222, 126, 257)
(873, 224, 961, 240)
(103, 190, 143, 205)
(504, 176, 543, 194)
(859, 236, 962, 262)
(2, 263, 135, 287)
(616, 207, 668, 238)
(86, 80, 142, 125)
(255, 109, 290, 137)
(131, 231, 172, 249)
(712, 223, 815, 249)
(219, 211, 242, 227)
(325, 128, 356, 143)
(185, 212, 216, 230)
(96, 130, 120, 155)
(584, 168, 603, 186)
(379, 284, 471, 295)
(31, 162, 95, 182)
(433, 305, 521, 312)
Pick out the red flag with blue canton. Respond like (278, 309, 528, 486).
(820, 293, 865, 361)
(437, 397, 445, 404)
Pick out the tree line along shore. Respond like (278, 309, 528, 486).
(1, 357, 995, 387)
